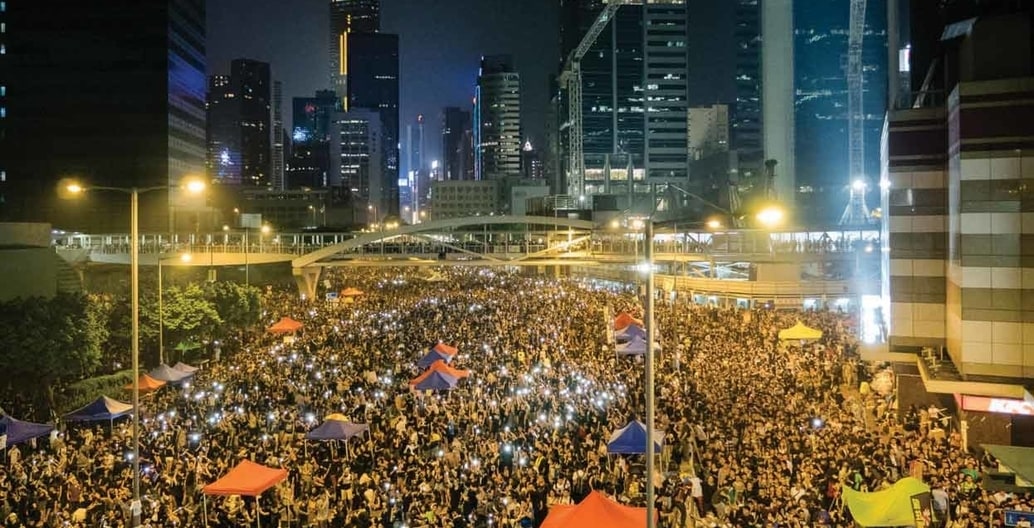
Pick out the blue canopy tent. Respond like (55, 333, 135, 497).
(607, 420, 663, 455)
(306, 421, 370, 441)
(616, 335, 660, 356)
(63, 396, 134, 423)
(417, 349, 453, 369)
(172, 362, 199, 374)
(149, 364, 194, 383)
(0, 416, 54, 446)
(412, 371, 458, 392)
(615, 324, 646, 343)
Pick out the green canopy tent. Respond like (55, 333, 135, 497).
(843, 477, 931, 527)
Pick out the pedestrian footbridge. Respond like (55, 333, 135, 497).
(55, 215, 880, 301)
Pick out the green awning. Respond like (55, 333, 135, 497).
(983, 445, 1034, 487)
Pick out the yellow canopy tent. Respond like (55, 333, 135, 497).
(778, 321, 823, 341)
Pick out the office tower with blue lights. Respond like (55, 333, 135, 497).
(206, 59, 272, 187)
(0, 0, 207, 231)
(731, 0, 888, 224)
(556, 1, 690, 209)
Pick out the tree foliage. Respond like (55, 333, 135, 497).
(202, 281, 262, 337)
(0, 293, 106, 415)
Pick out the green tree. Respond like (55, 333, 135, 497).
(160, 283, 223, 346)
(203, 281, 262, 338)
(0, 293, 106, 415)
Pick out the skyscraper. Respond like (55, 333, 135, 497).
(556, 2, 690, 206)
(272, 81, 285, 190)
(346, 32, 400, 215)
(329, 0, 380, 98)
(405, 114, 426, 178)
(206, 59, 272, 187)
(732, 0, 763, 181)
(0, 0, 207, 232)
(442, 107, 473, 181)
(475, 55, 522, 180)
(289, 90, 339, 188)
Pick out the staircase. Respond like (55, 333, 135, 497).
(52, 251, 83, 294)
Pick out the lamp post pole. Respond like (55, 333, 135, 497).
(62, 178, 205, 528)
(644, 219, 657, 528)
(129, 189, 141, 527)
(158, 257, 163, 365)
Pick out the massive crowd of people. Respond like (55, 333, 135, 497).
(0, 268, 1030, 527)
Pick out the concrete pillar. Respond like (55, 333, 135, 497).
(292, 266, 322, 300)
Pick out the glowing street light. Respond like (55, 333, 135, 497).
(706, 218, 723, 230)
(756, 206, 785, 228)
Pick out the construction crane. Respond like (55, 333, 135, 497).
(840, 0, 873, 225)
(558, 0, 626, 199)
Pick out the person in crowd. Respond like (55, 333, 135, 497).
(0, 268, 1029, 527)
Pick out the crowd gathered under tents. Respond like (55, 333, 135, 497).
(0, 268, 1031, 527)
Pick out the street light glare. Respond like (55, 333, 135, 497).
(183, 178, 206, 194)
(706, 219, 722, 229)
(66, 183, 84, 194)
(260, 225, 271, 235)
(180, 253, 193, 263)
(756, 206, 785, 228)
(852, 179, 865, 191)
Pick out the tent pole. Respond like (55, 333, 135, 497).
(203, 495, 208, 528)
(255, 496, 261, 528)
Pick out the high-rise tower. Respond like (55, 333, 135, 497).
(0, 0, 207, 232)
(475, 55, 522, 181)
(329, 0, 380, 99)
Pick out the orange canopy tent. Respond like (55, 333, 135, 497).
(432, 342, 458, 356)
(541, 491, 648, 528)
(613, 312, 644, 331)
(267, 317, 303, 334)
(203, 460, 289, 527)
(203, 460, 288, 496)
(340, 287, 365, 297)
(122, 374, 166, 393)
(409, 359, 470, 386)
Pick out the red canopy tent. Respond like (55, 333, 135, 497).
(409, 359, 470, 386)
(340, 287, 365, 297)
(613, 312, 644, 331)
(432, 342, 458, 356)
(267, 317, 303, 334)
(541, 491, 648, 528)
(203, 460, 288, 527)
(122, 374, 166, 394)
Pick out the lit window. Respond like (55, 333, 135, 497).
(1, 107, 5, 118)
(0, 86, 5, 97)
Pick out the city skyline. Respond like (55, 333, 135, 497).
(207, 0, 559, 162)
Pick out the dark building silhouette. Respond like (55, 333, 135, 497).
(441, 107, 473, 181)
(206, 59, 271, 187)
(0, 0, 207, 232)
(346, 32, 400, 216)
(329, 0, 381, 97)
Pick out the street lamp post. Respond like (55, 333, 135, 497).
(64, 178, 204, 528)
(643, 220, 657, 528)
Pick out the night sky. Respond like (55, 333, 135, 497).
(207, 0, 559, 162)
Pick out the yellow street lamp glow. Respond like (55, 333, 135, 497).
(706, 219, 722, 229)
(180, 253, 193, 263)
(609, 219, 620, 229)
(222, 225, 230, 231)
(631, 219, 645, 230)
(183, 179, 206, 194)
(756, 206, 785, 228)
(260, 225, 271, 235)
(66, 183, 84, 194)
